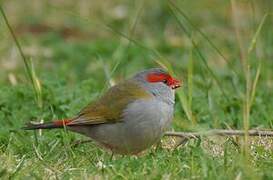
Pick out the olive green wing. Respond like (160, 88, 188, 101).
(68, 81, 152, 125)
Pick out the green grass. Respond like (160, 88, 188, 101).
(1, 0, 273, 179)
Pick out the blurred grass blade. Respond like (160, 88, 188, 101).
(242, 12, 269, 155)
(154, 59, 174, 75)
(0, 6, 33, 84)
(29, 58, 43, 108)
(9, 155, 26, 179)
(167, 3, 229, 102)
(243, 64, 251, 156)
(177, 90, 192, 122)
(176, 44, 195, 124)
(99, 1, 144, 92)
(248, 13, 268, 53)
(0, 6, 43, 108)
(188, 47, 193, 109)
(231, 0, 247, 71)
(168, 0, 239, 77)
(250, 61, 261, 107)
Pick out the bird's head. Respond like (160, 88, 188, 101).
(132, 68, 181, 104)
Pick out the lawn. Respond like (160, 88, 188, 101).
(0, 0, 273, 179)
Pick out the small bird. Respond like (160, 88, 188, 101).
(24, 68, 181, 155)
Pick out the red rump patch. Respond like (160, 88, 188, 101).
(53, 119, 72, 126)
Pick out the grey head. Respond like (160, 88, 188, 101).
(131, 68, 181, 105)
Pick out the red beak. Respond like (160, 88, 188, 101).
(169, 78, 181, 89)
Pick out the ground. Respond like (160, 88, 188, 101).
(0, 0, 273, 179)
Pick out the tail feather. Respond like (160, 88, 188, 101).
(22, 119, 72, 130)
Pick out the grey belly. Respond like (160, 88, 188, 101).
(70, 99, 173, 154)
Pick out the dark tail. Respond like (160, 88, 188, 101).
(22, 119, 72, 130)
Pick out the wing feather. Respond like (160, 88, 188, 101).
(68, 81, 152, 126)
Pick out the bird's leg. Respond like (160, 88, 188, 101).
(155, 141, 163, 151)
(71, 139, 93, 147)
(174, 137, 189, 149)
(110, 152, 114, 161)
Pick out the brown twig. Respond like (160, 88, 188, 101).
(165, 129, 273, 138)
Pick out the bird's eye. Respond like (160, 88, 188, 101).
(162, 79, 168, 84)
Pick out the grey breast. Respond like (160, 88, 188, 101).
(121, 97, 174, 151)
(78, 97, 173, 154)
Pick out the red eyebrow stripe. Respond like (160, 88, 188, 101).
(147, 73, 168, 82)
